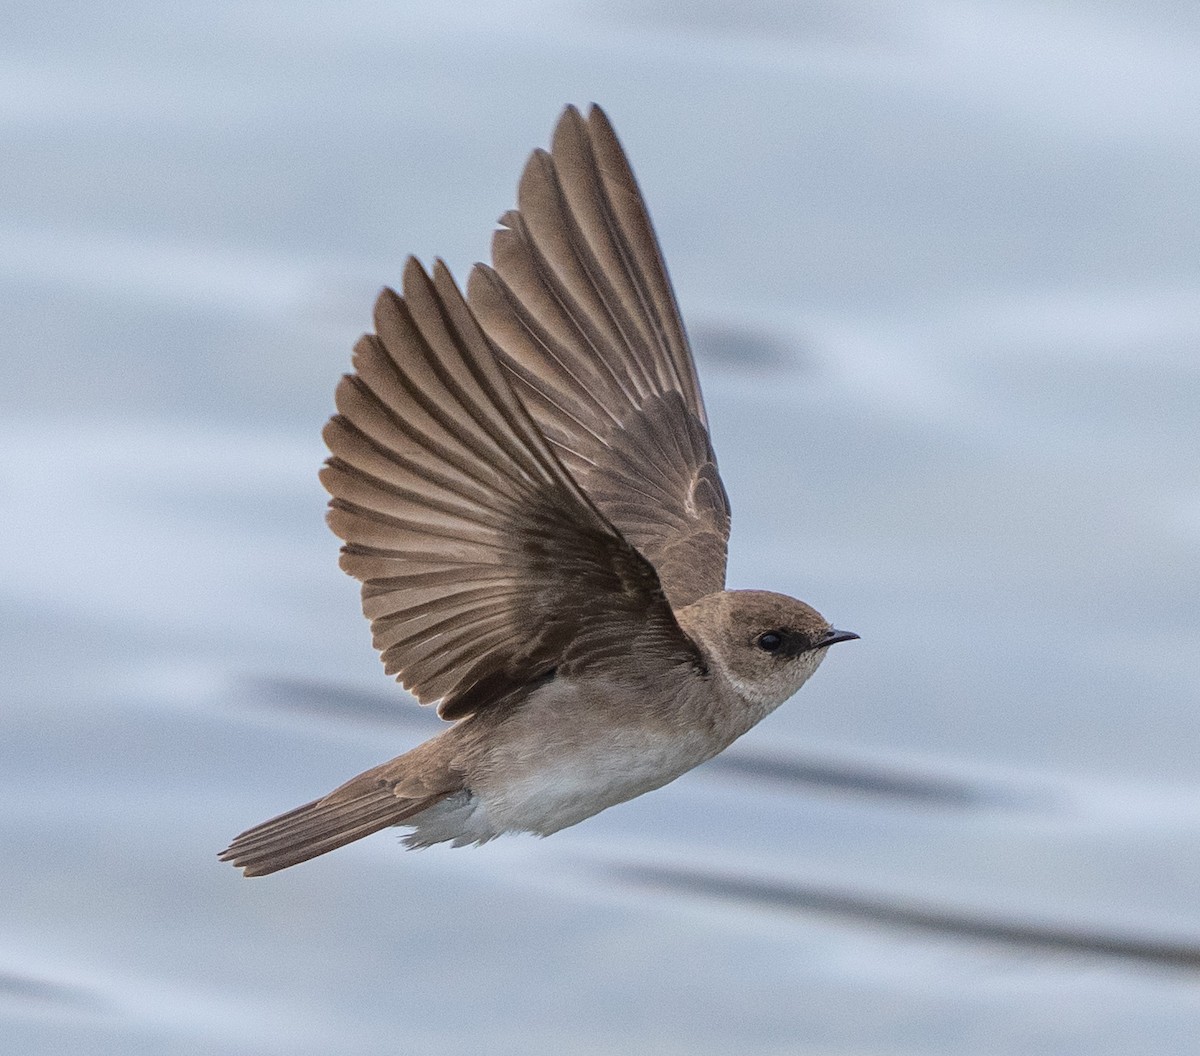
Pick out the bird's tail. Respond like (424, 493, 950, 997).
(219, 770, 450, 877)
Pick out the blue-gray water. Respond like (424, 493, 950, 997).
(3, 3, 1198, 1053)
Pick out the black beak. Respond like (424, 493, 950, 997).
(819, 627, 860, 648)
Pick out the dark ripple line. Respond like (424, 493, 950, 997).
(616, 864, 1200, 971)
(240, 675, 440, 730)
(0, 970, 104, 1011)
(706, 752, 1051, 810)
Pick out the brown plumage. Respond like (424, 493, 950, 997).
(322, 259, 697, 720)
(468, 105, 729, 609)
(220, 105, 856, 878)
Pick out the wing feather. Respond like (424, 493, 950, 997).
(321, 256, 699, 719)
(468, 104, 730, 608)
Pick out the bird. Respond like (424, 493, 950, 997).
(220, 104, 858, 877)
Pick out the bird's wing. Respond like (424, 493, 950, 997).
(322, 257, 702, 721)
(467, 104, 730, 610)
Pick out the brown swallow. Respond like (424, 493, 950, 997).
(220, 104, 857, 876)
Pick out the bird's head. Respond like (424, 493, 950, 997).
(678, 589, 858, 712)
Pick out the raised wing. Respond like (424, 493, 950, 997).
(322, 257, 700, 721)
(468, 104, 730, 610)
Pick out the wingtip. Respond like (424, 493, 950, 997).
(516, 147, 559, 216)
(584, 103, 616, 136)
(465, 261, 499, 300)
(558, 102, 607, 125)
(401, 254, 429, 290)
(371, 284, 404, 334)
(217, 846, 278, 879)
(430, 255, 458, 289)
(494, 209, 522, 236)
(217, 842, 255, 876)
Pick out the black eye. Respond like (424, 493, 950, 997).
(756, 631, 784, 653)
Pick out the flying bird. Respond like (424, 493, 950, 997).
(220, 104, 857, 876)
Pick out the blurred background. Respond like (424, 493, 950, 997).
(3, 2, 1199, 1053)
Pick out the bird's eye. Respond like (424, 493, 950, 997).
(756, 631, 784, 653)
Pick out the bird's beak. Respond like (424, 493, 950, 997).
(819, 628, 860, 648)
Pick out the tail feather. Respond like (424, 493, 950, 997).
(220, 783, 448, 877)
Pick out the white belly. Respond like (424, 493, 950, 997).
(482, 732, 706, 835)
(404, 676, 722, 847)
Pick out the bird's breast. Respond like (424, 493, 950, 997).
(468, 675, 726, 836)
